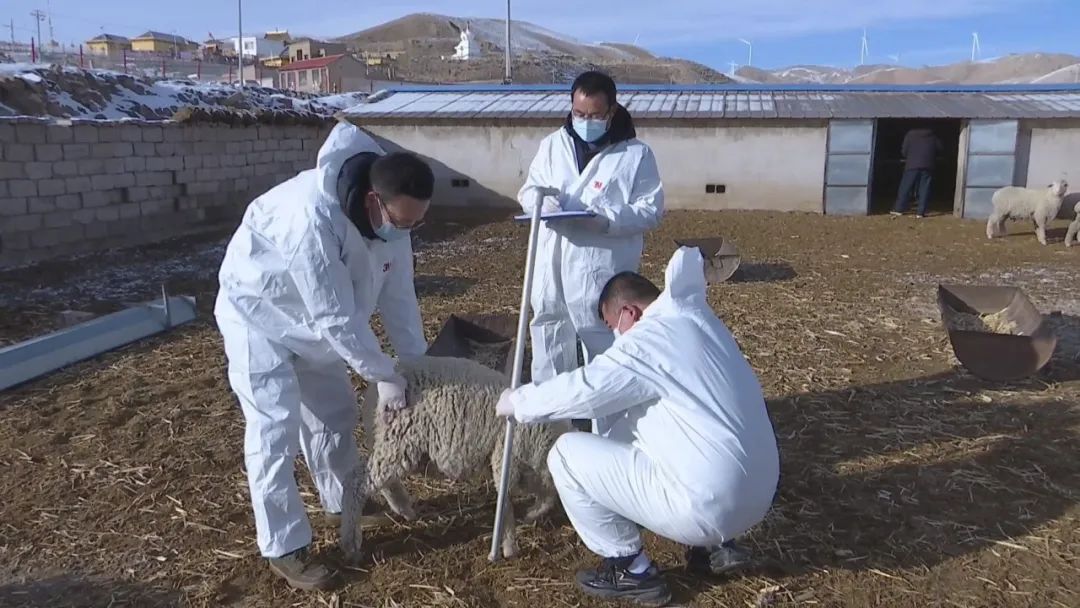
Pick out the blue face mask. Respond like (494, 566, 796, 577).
(372, 196, 415, 242)
(374, 221, 411, 242)
(572, 116, 609, 143)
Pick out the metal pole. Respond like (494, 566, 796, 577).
(503, 0, 511, 84)
(489, 185, 556, 561)
(30, 10, 44, 58)
(237, 0, 243, 88)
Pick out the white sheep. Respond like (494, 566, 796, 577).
(1066, 201, 1080, 248)
(986, 180, 1069, 245)
(339, 355, 572, 561)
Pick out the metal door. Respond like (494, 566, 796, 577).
(824, 120, 875, 215)
(962, 120, 1019, 219)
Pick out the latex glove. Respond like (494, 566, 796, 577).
(377, 373, 409, 413)
(540, 197, 562, 215)
(495, 388, 516, 418)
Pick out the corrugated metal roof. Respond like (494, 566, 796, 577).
(345, 84, 1080, 121)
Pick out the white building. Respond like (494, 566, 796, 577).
(230, 36, 286, 60)
(343, 84, 1080, 219)
(451, 25, 480, 61)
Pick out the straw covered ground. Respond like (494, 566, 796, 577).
(0, 209, 1077, 608)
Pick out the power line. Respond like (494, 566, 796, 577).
(30, 9, 46, 46)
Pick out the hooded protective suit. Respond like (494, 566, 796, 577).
(215, 122, 427, 558)
(518, 106, 664, 435)
(505, 247, 779, 558)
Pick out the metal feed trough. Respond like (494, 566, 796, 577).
(937, 284, 1057, 382)
(425, 313, 517, 375)
(674, 237, 741, 283)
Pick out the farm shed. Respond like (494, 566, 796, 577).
(342, 83, 1080, 219)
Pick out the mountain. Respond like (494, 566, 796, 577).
(735, 53, 1080, 85)
(336, 13, 729, 85)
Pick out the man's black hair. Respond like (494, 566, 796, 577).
(597, 271, 661, 319)
(370, 152, 435, 202)
(571, 71, 617, 108)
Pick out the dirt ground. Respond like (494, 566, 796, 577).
(0, 209, 1077, 608)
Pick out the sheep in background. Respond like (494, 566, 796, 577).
(340, 355, 572, 561)
(1066, 201, 1080, 248)
(986, 180, 1069, 245)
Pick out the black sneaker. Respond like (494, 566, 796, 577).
(267, 546, 338, 591)
(575, 556, 672, 606)
(686, 540, 753, 576)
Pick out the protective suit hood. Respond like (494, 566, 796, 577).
(639, 246, 709, 324)
(314, 121, 383, 202)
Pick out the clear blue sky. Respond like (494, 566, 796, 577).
(5, 0, 1077, 69)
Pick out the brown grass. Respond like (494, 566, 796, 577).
(0, 209, 1077, 608)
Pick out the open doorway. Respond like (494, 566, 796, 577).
(871, 118, 962, 215)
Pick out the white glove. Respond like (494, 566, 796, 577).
(540, 197, 562, 214)
(495, 388, 516, 418)
(376, 373, 409, 413)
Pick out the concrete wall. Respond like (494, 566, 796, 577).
(1023, 120, 1080, 188)
(1018, 119, 1080, 217)
(0, 120, 331, 268)
(362, 120, 829, 212)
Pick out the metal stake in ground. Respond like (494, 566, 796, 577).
(489, 185, 558, 561)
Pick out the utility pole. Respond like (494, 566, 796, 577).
(30, 10, 46, 53)
(8, 19, 15, 49)
(47, 0, 54, 47)
(503, 0, 511, 84)
(237, 0, 244, 89)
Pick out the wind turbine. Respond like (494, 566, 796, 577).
(971, 32, 981, 62)
(738, 38, 752, 67)
(859, 28, 869, 65)
(728, 60, 738, 76)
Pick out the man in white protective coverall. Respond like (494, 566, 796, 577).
(518, 71, 664, 434)
(496, 247, 780, 606)
(215, 121, 433, 590)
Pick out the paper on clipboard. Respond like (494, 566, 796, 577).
(513, 210, 598, 222)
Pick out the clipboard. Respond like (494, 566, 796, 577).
(512, 210, 598, 222)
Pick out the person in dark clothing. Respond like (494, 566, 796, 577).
(892, 127, 944, 218)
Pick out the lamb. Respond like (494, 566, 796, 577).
(1066, 201, 1080, 248)
(986, 180, 1069, 245)
(339, 355, 572, 561)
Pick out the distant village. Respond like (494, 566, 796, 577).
(81, 25, 483, 93)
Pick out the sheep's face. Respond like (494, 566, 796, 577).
(1049, 180, 1069, 197)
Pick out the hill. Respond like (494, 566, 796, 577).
(736, 53, 1080, 85)
(336, 13, 729, 85)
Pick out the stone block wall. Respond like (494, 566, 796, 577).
(0, 119, 333, 268)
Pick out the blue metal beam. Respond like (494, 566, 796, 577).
(0, 295, 198, 391)
(384, 82, 1080, 94)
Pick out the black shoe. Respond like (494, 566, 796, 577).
(686, 540, 753, 576)
(575, 556, 672, 606)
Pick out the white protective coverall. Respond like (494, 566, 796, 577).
(506, 247, 779, 558)
(214, 122, 427, 558)
(517, 122, 664, 436)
